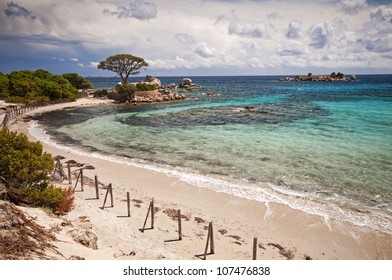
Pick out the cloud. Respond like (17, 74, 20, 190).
(90, 62, 99, 68)
(266, 12, 281, 20)
(370, 5, 392, 22)
(286, 20, 302, 39)
(4, 2, 36, 19)
(194, 42, 216, 58)
(277, 42, 306, 56)
(78, 63, 84, 67)
(175, 33, 195, 44)
(338, 0, 367, 15)
(103, 0, 157, 20)
(70, 58, 79, 62)
(308, 22, 333, 48)
(358, 6, 392, 53)
(228, 20, 268, 38)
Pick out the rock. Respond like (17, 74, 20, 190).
(0, 182, 8, 201)
(181, 78, 192, 86)
(143, 75, 161, 88)
(166, 83, 176, 88)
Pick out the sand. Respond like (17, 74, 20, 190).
(4, 97, 392, 260)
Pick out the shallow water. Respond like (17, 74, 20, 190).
(33, 75, 392, 234)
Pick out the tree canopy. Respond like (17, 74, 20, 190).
(97, 54, 148, 84)
(62, 73, 93, 89)
(0, 69, 78, 103)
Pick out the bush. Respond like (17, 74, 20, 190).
(0, 128, 54, 189)
(0, 128, 74, 214)
(135, 83, 156, 91)
(114, 83, 136, 102)
(22, 185, 74, 214)
(93, 89, 108, 98)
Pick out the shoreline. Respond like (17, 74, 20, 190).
(7, 98, 392, 260)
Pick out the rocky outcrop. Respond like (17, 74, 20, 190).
(178, 77, 200, 88)
(131, 90, 187, 103)
(280, 72, 357, 82)
(143, 75, 161, 88)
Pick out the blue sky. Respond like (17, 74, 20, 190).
(0, 0, 391, 76)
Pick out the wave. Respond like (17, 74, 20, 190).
(28, 120, 392, 235)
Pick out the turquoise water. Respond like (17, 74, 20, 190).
(35, 75, 392, 233)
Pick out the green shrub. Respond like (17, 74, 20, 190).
(93, 89, 108, 97)
(136, 83, 156, 91)
(22, 185, 74, 214)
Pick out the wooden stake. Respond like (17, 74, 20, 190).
(253, 237, 257, 260)
(80, 169, 84, 191)
(140, 198, 154, 232)
(127, 192, 130, 217)
(210, 222, 215, 254)
(73, 170, 82, 192)
(109, 183, 114, 207)
(67, 162, 71, 185)
(203, 222, 215, 260)
(151, 198, 154, 229)
(101, 183, 113, 209)
(94, 175, 99, 199)
(178, 209, 182, 241)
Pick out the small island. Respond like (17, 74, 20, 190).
(280, 72, 357, 82)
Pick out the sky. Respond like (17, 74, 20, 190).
(0, 0, 392, 77)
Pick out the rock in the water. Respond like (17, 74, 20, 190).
(143, 75, 161, 88)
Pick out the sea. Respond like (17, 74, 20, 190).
(29, 75, 392, 234)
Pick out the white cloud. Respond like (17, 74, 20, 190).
(194, 42, 216, 58)
(338, 0, 367, 15)
(286, 20, 302, 39)
(78, 63, 84, 67)
(90, 62, 99, 68)
(103, 0, 157, 21)
(308, 21, 333, 48)
(175, 33, 195, 44)
(228, 20, 268, 38)
(0, 0, 391, 75)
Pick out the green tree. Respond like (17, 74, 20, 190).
(0, 72, 9, 98)
(0, 128, 54, 190)
(62, 73, 93, 89)
(97, 54, 148, 84)
(0, 128, 74, 213)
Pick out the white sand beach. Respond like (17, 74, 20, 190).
(4, 98, 392, 260)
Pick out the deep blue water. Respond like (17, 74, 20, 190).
(33, 75, 392, 233)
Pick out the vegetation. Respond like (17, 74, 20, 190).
(0, 69, 78, 103)
(97, 54, 148, 84)
(62, 73, 93, 90)
(0, 128, 73, 214)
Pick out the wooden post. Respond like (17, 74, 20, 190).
(80, 169, 84, 192)
(127, 192, 131, 217)
(203, 222, 215, 260)
(94, 175, 99, 199)
(253, 237, 257, 260)
(140, 198, 154, 232)
(73, 170, 81, 192)
(109, 183, 114, 207)
(151, 198, 154, 229)
(67, 162, 71, 185)
(178, 209, 182, 241)
(210, 222, 215, 254)
(101, 183, 113, 209)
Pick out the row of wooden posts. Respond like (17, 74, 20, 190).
(0, 98, 80, 128)
(57, 157, 261, 260)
